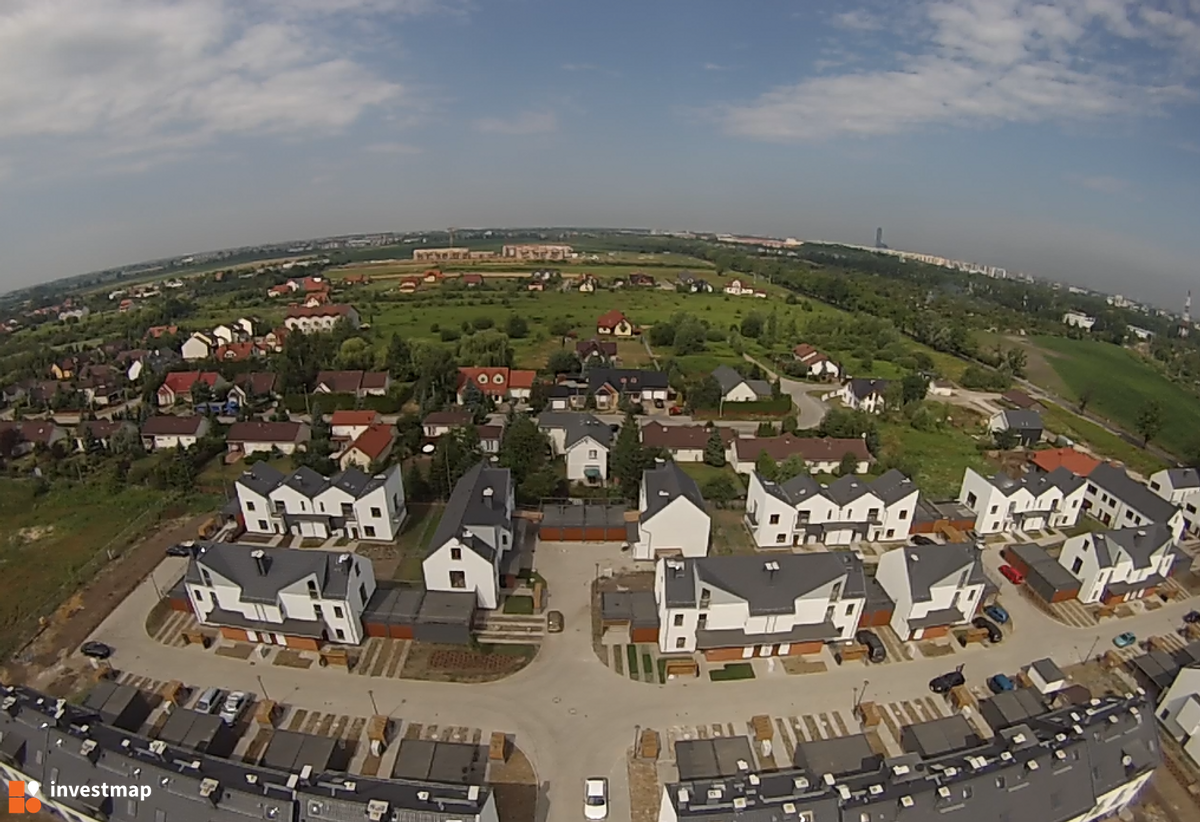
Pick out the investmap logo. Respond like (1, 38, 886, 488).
(9, 780, 42, 814)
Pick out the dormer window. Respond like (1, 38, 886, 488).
(307, 579, 318, 599)
(477, 374, 488, 384)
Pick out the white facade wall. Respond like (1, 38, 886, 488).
(181, 335, 212, 361)
(722, 382, 759, 402)
(424, 538, 499, 609)
(636, 496, 710, 560)
(332, 422, 373, 441)
(565, 437, 608, 482)
(878, 489, 919, 541)
(239, 486, 276, 535)
(239, 439, 302, 456)
(1059, 533, 1176, 604)
(744, 473, 798, 548)
(1148, 471, 1200, 533)
(876, 551, 983, 640)
(1084, 481, 1186, 540)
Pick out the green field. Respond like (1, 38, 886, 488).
(878, 422, 994, 500)
(1038, 403, 1166, 477)
(1033, 336, 1200, 457)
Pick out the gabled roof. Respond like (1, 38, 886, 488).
(998, 409, 1043, 430)
(423, 409, 472, 427)
(1089, 462, 1180, 522)
(759, 471, 822, 505)
(428, 462, 512, 561)
(1001, 389, 1039, 408)
(1165, 467, 1200, 490)
(347, 424, 395, 461)
(141, 415, 206, 436)
(711, 365, 746, 394)
(824, 474, 877, 506)
(331, 410, 382, 427)
(161, 371, 221, 394)
(1091, 523, 1175, 570)
(596, 309, 630, 329)
(642, 461, 705, 520)
(227, 421, 308, 444)
(238, 462, 286, 497)
(846, 377, 888, 399)
(282, 466, 329, 497)
(640, 421, 736, 451)
(1030, 447, 1100, 477)
(186, 542, 356, 603)
(536, 412, 613, 448)
(576, 338, 618, 357)
(234, 371, 278, 396)
(665, 552, 864, 616)
(733, 435, 870, 464)
(894, 543, 984, 603)
(586, 367, 669, 392)
(870, 469, 919, 504)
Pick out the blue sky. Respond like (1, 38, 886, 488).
(1, 0, 1199, 307)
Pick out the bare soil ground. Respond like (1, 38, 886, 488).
(490, 745, 539, 822)
(400, 642, 536, 683)
(627, 751, 661, 822)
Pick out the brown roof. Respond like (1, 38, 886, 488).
(141, 415, 206, 436)
(234, 372, 278, 396)
(226, 421, 308, 444)
(732, 435, 870, 464)
(346, 424, 395, 460)
(360, 372, 390, 390)
(577, 339, 618, 356)
(0, 420, 63, 443)
(596, 309, 629, 329)
(316, 370, 365, 393)
(331, 410, 382, 427)
(1001, 390, 1038, 409)
(476, 424, 504, 442)
(640, 421, 736, 450)
(423, 410, 473, 426)
(1029, 447, 1100, 477)
(79, 420, 130, 438)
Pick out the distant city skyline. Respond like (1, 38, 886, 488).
(0, 0, 1198, 307)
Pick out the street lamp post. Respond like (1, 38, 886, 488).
(256, 675, 269, 701)
(368, 689, 379, 715)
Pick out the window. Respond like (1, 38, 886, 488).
(845, 603, 854, 616)
(699, 588, 711, 608)
(450, 571, 467, 589)
(1151, 481, 1161, 491)
(995, 776, 1006, 789)
(697, 614, 707, 629)
(364, 526, 376, 537)
(451, 548, 462, 561)
(674, 614, 684, 627)
(966, 492, 977, 508)
(676, 637, 686, 649)
(899, 509, 908, 519)
(155, 811, 167, 822)
(989, 505, 998, 514)
(588, 449, 597, 459)
(776, 533, 787, 544)
(502, 534, 509, 546)
(201, 569, 213, 587)
(335, 628, 345, 640)
(333, 605, 344, 618)
(769, 513, 780, 525)
(1071, 557, 1083, 574)
(300, 500, 307, 511)
(359, 583, 367, 603)
(246, 500, 256, 511)
(371, 507, 382, 518)
(194, 589, 204, 602)
(341, 503, 353, 517)
(797, 511, 810, 524)
(258, 520, 268, 531)
(314, 604, 323, 617)
(307, 579, 318, 599)
(824, 605, 835, 621)
(867, 508, 879, 520)
(886, 529, 894, 538)
(831, 581, 842, 599)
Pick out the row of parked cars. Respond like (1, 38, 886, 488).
(194, 686, 251, 725)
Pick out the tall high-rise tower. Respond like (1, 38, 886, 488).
(875, 227, 885, 249)
(1182, 291, 1192, 338)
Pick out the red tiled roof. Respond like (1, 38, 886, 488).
(227, 421, 307, 443)
(145, 325, 178, 339)
(1029, 447, 1100, 477)
(347, 424, 395, 460)
(331, 410, 382, 427)
(216, 342, 256, 361)
(640, 421, 737, 450)
(301, 276, 329, 292)
(457, 367, 508, 390)
(508, 370, 536, 390)
(732, 435, 870, 464)
(596, 309, 629, 329)
(160, 371, 220, 393)
(316, 370, 364, 393)
(285, 303, 355, 318)
(462, 274, 483, 285)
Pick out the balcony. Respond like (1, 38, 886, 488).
(745, 510, 759, 526)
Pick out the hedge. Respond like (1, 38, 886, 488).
(283, 384, 414, 414)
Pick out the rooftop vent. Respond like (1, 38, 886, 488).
(149, 740, 167, 757)
(468, 786, 480, 800)
(748, 774, 760, 786)
(1011, 733, 1027, 745)
(944, 767, 958, 778)
(300, 765, 313, 782)
(999, 752, 1013, 762)
(1026, 760, 1040, 771)
(658, 489, 669, 496)
(783, 803, 797, 814)
(1055, 734, 1067, 742)
(900, 796, 915, 809)
(1122, 754, 1133, 767)
(1108, 715, 1120, 725)
(286, 775, 298, 789)
(737, 759, 749, 771)
(938, 787, 952, 799)
(823, 773, 836, 786)
(1072, 724, 1084, 735)
(837, 785, 852, 801)
(733, 797, 748, 810)
(892, 764, 911, 777)
(245, 774, 258, 785)
(251, 549, 270, 576)
(793, 777, 809, 791)
(417, 791, 430, 802)
(199, 778, 219, 800)
(869, 784, 884, 796)
(337, 553, 351, 566)
(366, 800, 389, 821)
(80, 739, 98, 758)
(677, 789, 690, 804)
(1054, 751, 1067, 761)
(707, 788, 723, 800)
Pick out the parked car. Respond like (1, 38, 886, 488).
(195, 687, 223, 714)
(999, 565, 1025, 585)
(668, 405, 683, 416)
(166, 542, 194, 557)
(987, 674, 1016, 694)
(855, 630, 887, 663)
(911, 535, 938, 546)
(653, 399, 665, 409)
(79, 641, 113, 660)
(929, 670, 965, 695)
(1184, 610, 1200, 625)
(547, 610, 564, 633)
(219, 691, 248, 725)
(584, 777, 608, 820)
(1113, 632, 1137, 649)
(972, 616, 1003, 644)
(983, 604, 1010, 625)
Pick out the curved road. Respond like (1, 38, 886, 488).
(89, 542, 1190, 822)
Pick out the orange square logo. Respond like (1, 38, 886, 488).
(8, 781, 42, 813)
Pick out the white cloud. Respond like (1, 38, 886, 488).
(719, 0, 1199, 141)
(704, 62, 731, 71)
(363, 141, 423, 154)
(473, 111, 558, 135)
(0, 0, 434, 172)
(831, 10, 883, 31)
(1066, 173, 1130, 193)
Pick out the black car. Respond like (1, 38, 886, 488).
(972, 616, 1003, 643)
(929, 670, 965, 694)
(855, 630, 887, 663)
(80, 641, 113, 660)
(911, 535, 937, 546)
(1185, 610, 1200, 625)
(166, 543, 194, 557)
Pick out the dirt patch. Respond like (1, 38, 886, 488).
(627, 751, 661, 822)
(782, 658, 828, 675)
(273, 649, 314, 669)
(490, 745, 539, 822)
(919, 642, 956, 658)
(16, 525, 56, 542)
(215, 643, 256, 660)
(400, 643, 536, 683)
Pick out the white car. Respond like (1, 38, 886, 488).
(218, 691, 247, 725)
(584, 777, 608, 820)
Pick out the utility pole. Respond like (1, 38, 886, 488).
(256, 675, 270, 701)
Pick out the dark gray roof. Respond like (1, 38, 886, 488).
(676, 737, 756, 781)
(1089, 461, 1180, 523)
(205, 606, 326, 638)
(900, 543, 981, 602)
(667, 552, 863, 616)
(862, 573, 895, 613)
(238, 461, 285, 496)
(1027, 466, 1086, 496)
(416, 591, 477, 625)
(764, 471, 822, 505)
(642, 461, 705, 520)
(824, 474, 875, 506)
(185, 542, 357, 604)
(326, 466, 384, 498)
(711, 364, 746, 394)
(259, 729, 336, 772)
(587, 366, 669, 393)
(847, 377, 888, 399)
(745, 379, 772, 398)
(428, 461, 512, 560)
(980, 688, 1048, 731)
(282, 465, 329, 498)
(1031, 658, 1066, 683)
(906, 606, 965, 630)
(793, 734, 882, 777)
(662, 558, 697, 607)
(391, 740, 487, 785)
(999, 409, 1043, 430)
(1166, 467, 1200, 489)
(870, 469, 918, 505)
(901, 715, 980, 757)
(600, 591, 660, 628)
(536, 411, 613, 448)
(1095, 523, 1175, 569)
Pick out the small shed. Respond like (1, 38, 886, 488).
(858, 574, 894, 628)
(793, 734, 882, 776)
(1028, 658, 1067, 694)
(362, 584, 425, 640)
(156, 708, 237, 757)
(980, 688, 1048, 732)
(538, 503, 629, 542)
(675, 737, 755, 781)
(413, 591, 476, 645)
(600, 591, 660, 644)
(1004, 543, 1080, 603)
(391, 739, 488, 785)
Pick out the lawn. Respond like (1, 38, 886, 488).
(708, 506, 758, 556)
(709, 662, 756, 681)
(502, 596, 534, 615)
(197, 454, 292, 492)
(678, 463, 742, 486)
(1032, 335, 1200, 457)
(878, 422, 994, 500)
(0, 479, 173, 659)
(392, 502, 444, 581)
(1038, 403, 1165, 477)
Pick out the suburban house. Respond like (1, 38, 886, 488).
(476, 423, 503, 454)
(1084, 462, 1186, 540)
(989, 409, 1044, 446)
(655, 552, 867, 658)
(875, 543, 987, 640)
(744, 468, 919, 547)
(1057, 524, 1179, 604)
(536, 412, 612, 483)
(1001, 389, 1040, 409)
(729, 435, 871, 475)
(629, 272, 656, 287)
(1063, 310, 1097, 330)
(596, 309, 635, 337)
(677, 271, 713, 292)
(422, 409, 473, 438)
(422, 462, 515, 610)
(839, 378, 890, 414)
(212, 317, 255, 343)
(314, 370, 391, 397)
(338, 423, 396, 470)
(0, 420, 66, 455)
(180, 332, 216, 361)
(712, 365, 772, 402)
(1149, 468, 1200, 534)
(791, 343, 840, 379)
(575, 338, 617, 364)
(640, 421, 737, 463)
(1029, 446, 1101, 477)
(722, 279, 755, 296)
(229, 372, 279, 407)
(331, 410, 382, 442)
(548, 367, 670, 411)
(958, 467, 1087, 534)
(73, 420, 135, 452)
(184, 542, 376, 648)
(140, 415, 210, 450)
(156, 371, 224, 406)
(283, 304, 360, 334)
(226, 421, 312, 457)
(461, 273, 483, 287)
(235, 462, 407, 541)
(455, 366, 537, 403)
(1155, 666, 1200, 767)
(632, 461, 711, 560)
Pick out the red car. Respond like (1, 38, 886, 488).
(999, 564, 1025, 585)
(668, 405, 683, 416)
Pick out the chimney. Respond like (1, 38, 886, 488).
(483, 487, 494, 507)
(250, 549, 270, 576)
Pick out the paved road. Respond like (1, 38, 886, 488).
(85, 540, 1195, 822)
(744, 354, 829, 429)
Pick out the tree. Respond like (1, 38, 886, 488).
(547, 349, 580, 375)
(506, 314, 529, 339)
(776, 454, 808, 482)
(883, 381, 905, 413)
(755, 451, 778, 481)
(498, 414, 550, 486)
(702, 474, 739, 507)
(649, 322, 677, 347)
(837, 451, 860, 476)
(458, 329, 514, 368)
(740, 312, 764, 339)
(429, 427, 483, 499)
(900, 374, 929, 405)
(672, 318, 707, 356)
(549, 318, 573, 339)
(386, 333, 413, 380)
(404, 462, 431, 502)
(462, 382, 495, 422)
(611, 410, 645, 498)
(337, 337, 374, 370)
(528, 381, 550, 414)
(756, 421, 777, 436)
(411, 343, 458, 408)
(686, 375, 721, 411)
(1005, 348, 1027, 378)
(780, 415, 799, 434)
(703, 428, 726, 467)
(1077, 384, 1097, 415)
(1136, 398, 1165, 446)
(993, 427, 1020, 450)
(0, 427, 19, 460)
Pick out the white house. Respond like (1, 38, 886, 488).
(180, 332, 215, 361)
(989, 409, 1044, 447)
(235, 463, 407, 541)
(1156, 666, 1200, 768)
(640, 421, 736, 463)
(140, 415, 209, 450)
(711, 365, 771, 403)
(331, 410, 383, 442)
(632, 461, 710, 561)
(744, 469, 918, 548)
(875, 543, 987, 640)
(722, 279, 754, 296)
(1148, 467, 1200, 534)
(1063, 311, 1097, 330)
(226, 421, 311, 457)
(729, 436, 871, 476)
(185, 542, 375, 647)
(958, 466, 1086, 534)
(1084, 462, 1186, 540)
(422, 463, 515, 610)
(655, 552, 866, 659)
(536, 412, 612, 483)
(422, 409, 473, 438)
(1057, 523, 1178, 604)
(792, 344, 840, 379)
(840, 378, 889, 414)
(284, 304, 360, 334)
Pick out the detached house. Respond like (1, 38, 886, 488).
(283, 304, 360, 334)
(226, 421, 311, 456)
(712, 365, 772, 403)
(792, 343, 840, 379)
(422, 409, 473, 438)
(1149, 468, 1200, 534)
(1084, 462, 1186, 540)
(315, 370, 391, 397)
(0, 421, 66, 456)
(74, 420, 135, 452)
(338, 424, 396, 470)
(631, 461, 710, 560)
(875, 543, 987, 640)
(730, 436, 871, 475)
(587, 367, 669, 410)
(839, 378, 890, 414)
(744, 468, 918, 548)
(235, 463, 406, 541)
(575, 338, 617, 364)
(990, 409, 1044, 446)
(723, 279, 754, 296)
(185, 542, 376, 648)
(156, 371, 224, 407)
(455, 367, 537, 403)
(422, 463, 516, 610)
(655, 553, 867, 659)
(180, 332, 215, 361)
(1058, 524, 1179, 605)
(640, 421, 737, 463)
(140, 415, 209, 450)
(596, 309, 634, 337)
(958, 467, 1087, 534)
(537, 412, 612, 483)
(331, 410, 382, 442)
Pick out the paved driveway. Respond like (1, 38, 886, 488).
(88, 547, 1194, 822)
